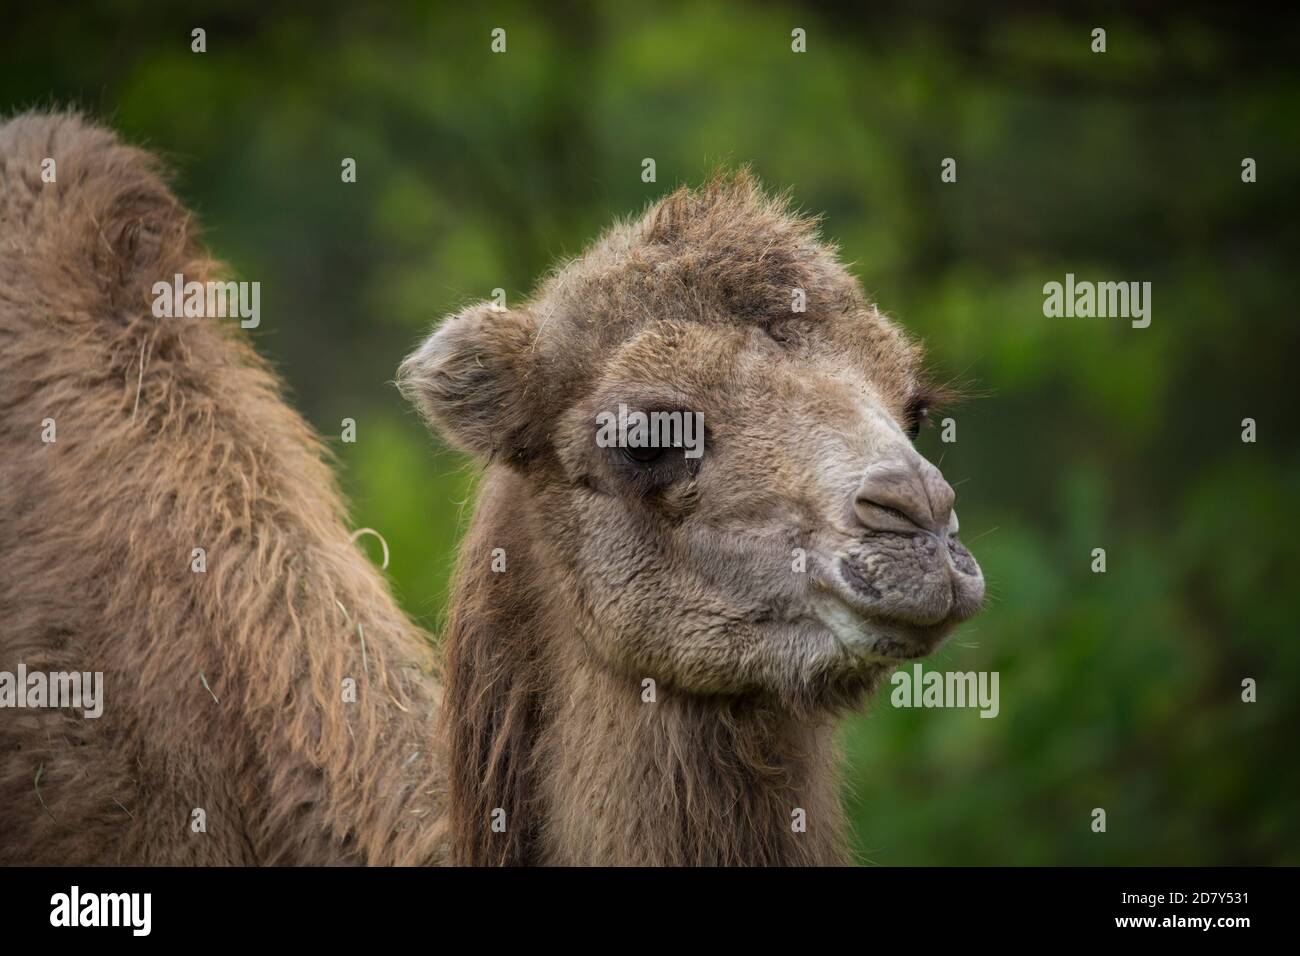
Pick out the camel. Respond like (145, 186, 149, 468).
(0, 112, 984, 866)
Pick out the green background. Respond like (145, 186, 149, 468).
(5, 2, 1297, 864)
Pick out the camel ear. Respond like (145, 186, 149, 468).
(398, 302, 542, 461)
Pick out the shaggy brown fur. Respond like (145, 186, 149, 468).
(437, 480, 849, 865)
(2, 113, 982, 866)
(0, 113, 447, 864)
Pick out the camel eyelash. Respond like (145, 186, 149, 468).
(903, 386, 944, 440)
(902, 375, 972, 439)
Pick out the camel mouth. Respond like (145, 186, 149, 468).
(804, 536, 985, 662)
(839, 533, 982, 611)
(810, 589, 958, 662)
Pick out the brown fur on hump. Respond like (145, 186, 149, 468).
(0, 112, 448, 864)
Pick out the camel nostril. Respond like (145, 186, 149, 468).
(852, 476, 935, 535)
(851, 456, 955, 536)
(874, 503, 915, 525)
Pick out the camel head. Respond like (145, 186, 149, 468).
(400, 171, 984, 712)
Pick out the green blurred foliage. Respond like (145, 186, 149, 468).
(5, 1, 1297, 864)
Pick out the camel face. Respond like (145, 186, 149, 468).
(402, 172, 984, 709)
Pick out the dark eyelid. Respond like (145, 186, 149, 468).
(622, 444, 665, 464)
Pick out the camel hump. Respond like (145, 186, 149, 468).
(0, 110, 212, 325)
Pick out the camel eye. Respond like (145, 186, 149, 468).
(904, 397, 930, 440)
(622, 444, 666, 465)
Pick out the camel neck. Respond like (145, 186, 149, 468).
(531, 618, 850, 866)
(443, 468, 850, 865)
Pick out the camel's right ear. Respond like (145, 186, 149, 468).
(398, 302, 543, 462)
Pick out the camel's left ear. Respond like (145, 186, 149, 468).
(398, 302, 543, 462)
